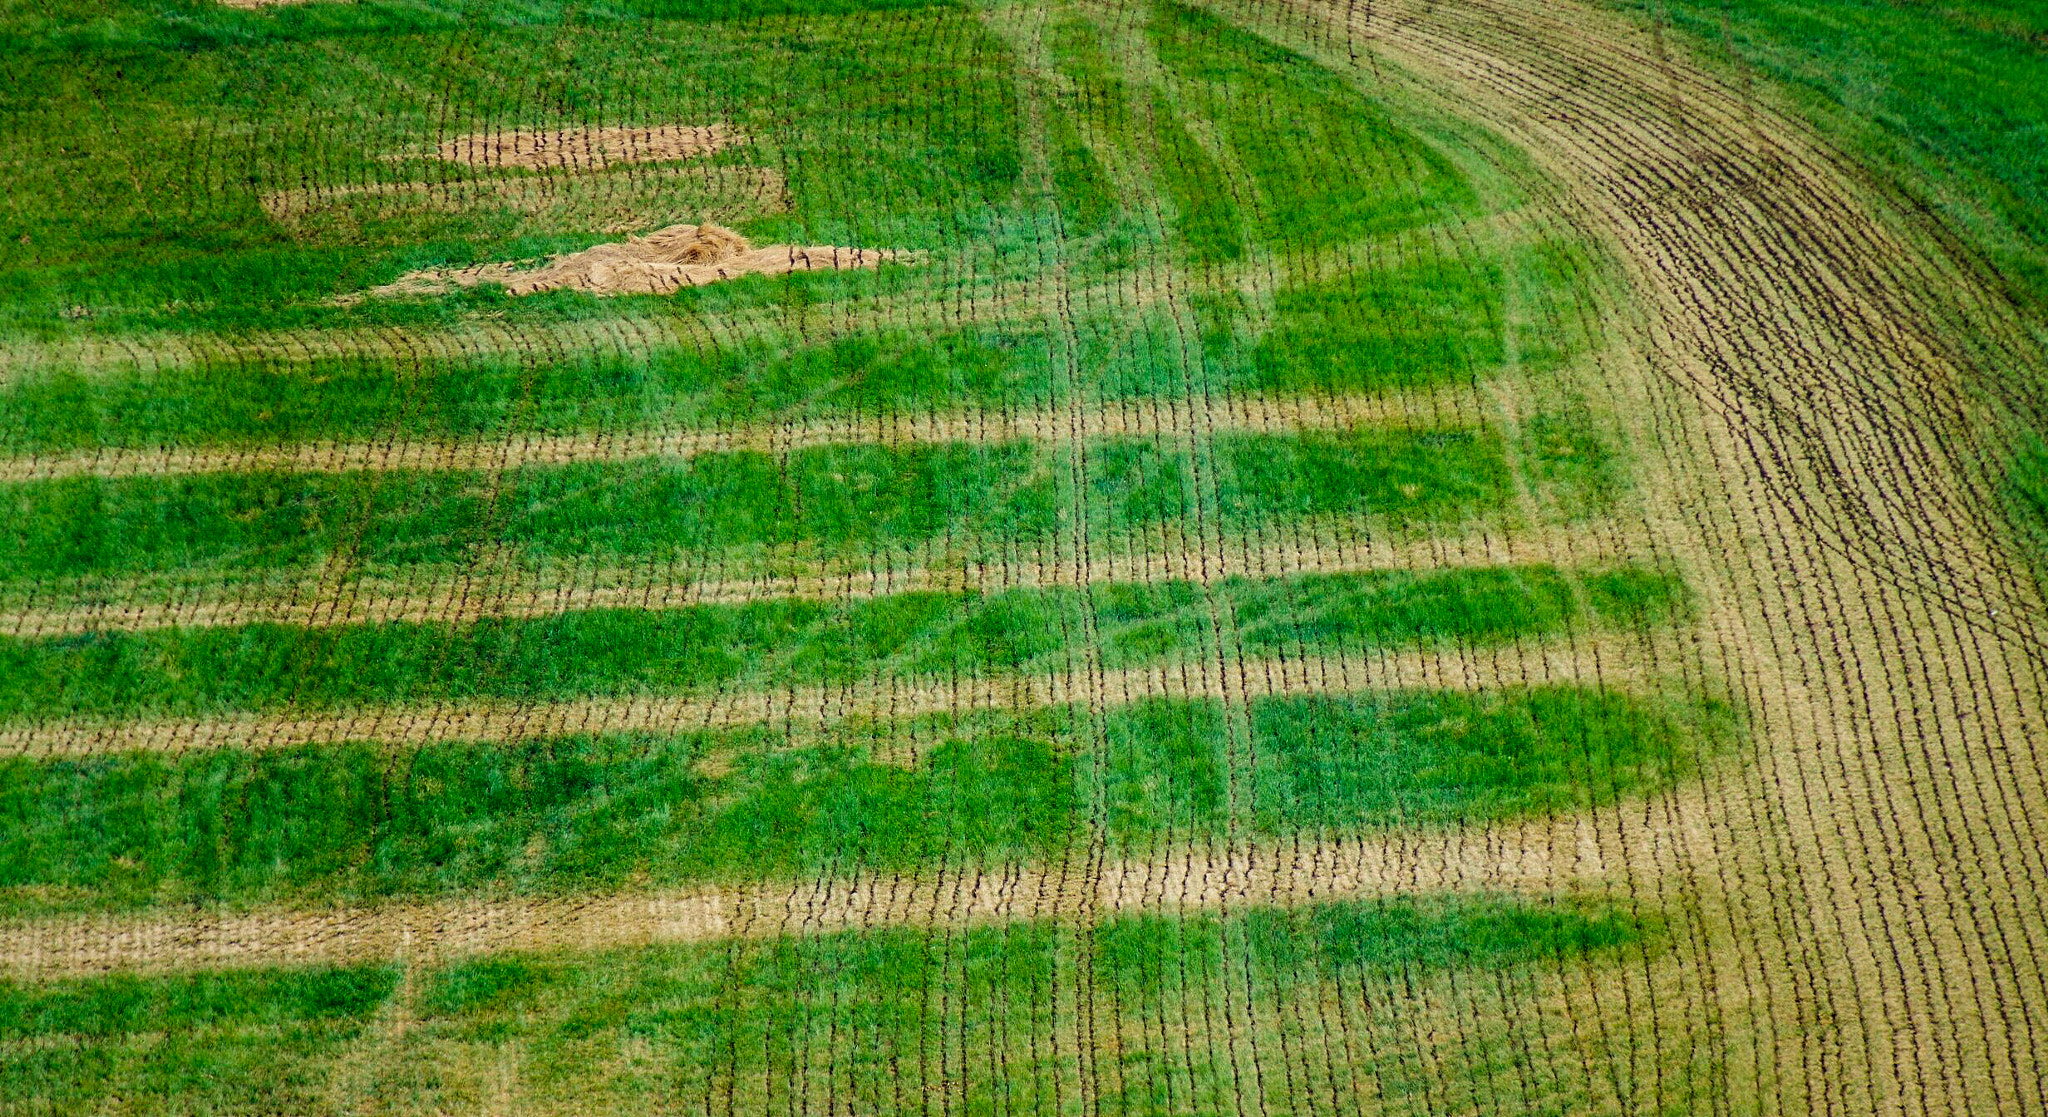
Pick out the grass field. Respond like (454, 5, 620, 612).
(1, 0, 2044, 1114)
(1614, 0, 2048, 603)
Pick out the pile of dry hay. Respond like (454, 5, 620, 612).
(361, 224, 914, 300)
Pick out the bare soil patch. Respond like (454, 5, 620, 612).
(363, 224, 915, 300)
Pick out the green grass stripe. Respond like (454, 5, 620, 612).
(0, 684, 1730, 914)
(0, 389, 1492, 485)
(0, 895, 1658, 1114)
(0, 964, 399, 1039)
(0, 522, 1622, 639)
(0, 964, 399, 1115)
(0, 247, 1510, 453)
(0, 564, 1689, 724)
(0, 429, 1517, 583)
(3, 0, 959, 57)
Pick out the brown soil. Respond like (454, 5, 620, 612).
(432, 124, 744, 171)
(364, 224, 914, 300)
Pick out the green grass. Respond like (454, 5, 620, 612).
(1146, 88, 1249, 263)
(1107, 685, 1730, 841)
(0, 3, 1720, 1109)
(1624, 0, 2048, 587)
(1044, 0, 1478, 275)
(0, 0, 960, 52)
(1146, 1, 1479, 250)
(0, 2, 1021, 332)
(0, 233, 1542, 456)
(0, 325, 1063, 454)
(0, 683, 1728, 913)
(1094, 893, 1650, 988)
(0, 445, 1062, 580)
(0, 429, 1525, 585)
(1248, 259, 1506, 393)
(1212, 427, 1512, 527)
(0, 965, 397, 1038)
(0, 895, 1659, 1115)
(0, 563, 1684, 721)
(1520, 405, 1628, 521)
(0, 964, 398, 1116)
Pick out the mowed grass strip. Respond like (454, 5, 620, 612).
(0, 390, 1491, 485)
(0, 964, 399, 1115)
(0, 564, 1690, 723)
(0, 685, 1729, 915)
(0, 429, 1517, 583)
(0, 522, 1627, 639)
(0, 248, 1510, 455)
(0, 895, 1647, 1114)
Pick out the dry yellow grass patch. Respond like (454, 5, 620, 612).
(432, 123, 745, 170)
(259, 165, 787, 236)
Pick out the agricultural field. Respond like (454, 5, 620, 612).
(0, 0, 2043, 1114)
